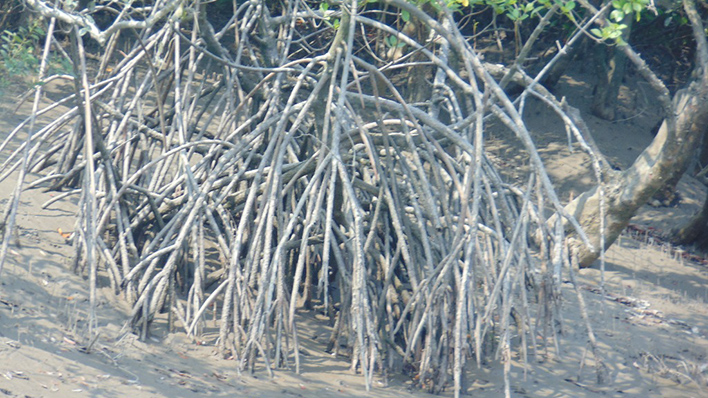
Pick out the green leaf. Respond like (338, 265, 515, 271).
(507, 8, 520, 20)
(590, 28, 603, 37)
(401, 9, 410, 22)
(320, 2, 329, 12)
(610, 9, 624, 21)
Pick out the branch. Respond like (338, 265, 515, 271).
(683, 0, 708, 70)
(25, 0, 183, 45)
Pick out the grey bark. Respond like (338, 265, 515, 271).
(564, 80, 708, 267)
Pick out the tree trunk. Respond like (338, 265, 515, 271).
(562, 76, 708, 267)
(674, 194, 708, 249)
(590, 16, 632, 121)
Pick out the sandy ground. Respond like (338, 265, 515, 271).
(1, 66, 708, 398)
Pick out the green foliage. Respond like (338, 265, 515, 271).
(48, 56, 75, 77)
(590, 22, 628, 43)
(319, 2, 341, 29)
(0, 20, 45, 82)
(661, 11, 688, 28)
(480, 0, 530, 21)
(590, 0, 648, 44)
(610, 0, 649, 22)
(385, 35, 407, 48)
(0, 19, 73, 90)
(465, 0, 577, 24)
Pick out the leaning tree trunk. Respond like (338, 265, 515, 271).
(665, 0, 708, 250)
(558, 0, 708, 268)
(565, 76, 708, 267)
